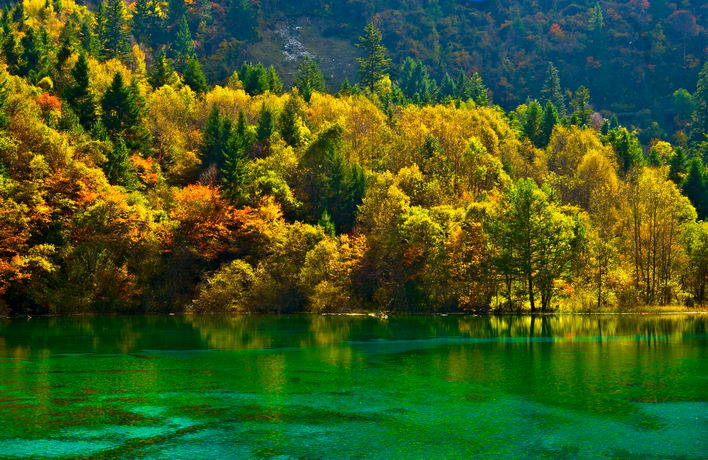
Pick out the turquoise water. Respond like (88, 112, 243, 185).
(0, 314, 706, 459)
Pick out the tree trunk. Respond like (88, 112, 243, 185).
(528, 274, 536, 312)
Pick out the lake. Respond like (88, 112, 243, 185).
(0, 314, 706, 459)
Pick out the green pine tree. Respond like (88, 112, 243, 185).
(183, 56, 208, 94)
(356, 23, 391, 92)
(105, 137, 135, 187)
(100, 0, 130, 60)
(684, 157, 708, 219)
(295, 57, 325, 102)
(64, 53, 97, 128)
(541, 62, 566, 117)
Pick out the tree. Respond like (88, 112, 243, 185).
(691, 62, 708, 146)
(669, 147, 688, 184)
(540, 101, 559, 148)
(132, 0, 162, 45)
(295, 57, 325, 102)
(300, 125, 365, 232)
(105, 137, 135, 187)
(19, 27, 50, 83)
(628, 168, 696, 304)
(570, 86, 592, 126)
(541, 63, 566, 116)
(226, 0, 258, 41)
(240, 63, 270, 96)
(522, 101, 544, 147)
(100, 0, 130, 60)
(257, 104, 276, 142)
(487, 179, 584, 312)
(221, 118, 250, 204)
(684, 157, 708, 219)
(183, 56, 208, 94)
(148, 50, 177, 88)
(267, 65, 283, 95)
(279, 90, 308, 147)
(102, 72, 139, 138)
(398, 57, 437, 104)
(64, 53, 97, 128)
(356, 23, 390, 92)
(173, 14, 195, 63)
(201, 106, 232, 166)
(605, 127, 644, 174)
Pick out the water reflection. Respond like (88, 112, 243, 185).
(0, 314, 706, 459)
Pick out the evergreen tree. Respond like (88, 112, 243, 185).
(439, 72, 456, 101)
(101, 0, 130, 60)
(300, 125, 364, 232)
(20, 26, 50, 82)
(570, 86, 592, 126)
(0, 76, 9, 130)
(132, 0, 160, 45)
(240, 63, 270, 96)
(257, 104, 276, 141)
(2, 32, 22, 74)
(279, 90, 306, 147)
(691, 62, 708, 146)
(64, 53, 97, 128)
(105, 137, 135, 187)
(540, 101, 559, 148)
(183, 56, 208, 94)
(101, 72, 138, 139)
(173, 14, 195, 63)
(398, 57, 437, 104)
(541, 62, 566, 116)
(79, 20, 99, 56)
(295, 57, 325, 102)
(589, 2, 604, 33)
(669, 147, 688, 184)
(523, 101, 544, 147)
(267, 65, 283, 95)
(226, 0, 258, 41)
(356, 23, 390, 92)
(684, 157, 708, 219)
(606, 127, 644, 174)
(221, 120, 250, 203)
(201, 106, 230, 166)
(148, 50, 176, 88)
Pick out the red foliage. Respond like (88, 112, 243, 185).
(36, 93, 62, 113)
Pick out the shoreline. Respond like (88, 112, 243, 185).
(2, 310, 707, 319)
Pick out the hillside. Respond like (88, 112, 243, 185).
(0, 0, 706, 315)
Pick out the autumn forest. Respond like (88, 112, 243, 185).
(0, 0, 706, 315)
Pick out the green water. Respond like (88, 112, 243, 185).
(0, 315, 706, 459)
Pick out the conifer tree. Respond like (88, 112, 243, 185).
(356, 23, 390, 91)
(541, 63, 566, 117)
(2, 32, 22, 74)
(540, 101, 559, 148)
(226, 0, 258, 41)
(105, 137, 135, 187)
(133, 0, 162, 45)
(183, 56, 208, 94)
(148, 50, 176, 88)
(173, 14, 195, 63)
(279, 90, 307, 147)
(20, 26, 49, 82)
(257, 105, 276, 141)
(295, 57, 325, 102)
(523, 101, 544, 147)
(267, 65, 283, 95)
(691, 62, 708, 146)
(221, 121, 250, 203)
(669, 147, 688, 184)
(684, 157, 708, 219)
(64, 53, 97, 128)
(102, 72, 137, 138)
(101, 0, 130, 60)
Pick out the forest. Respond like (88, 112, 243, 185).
(0, 0, 706, 315)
